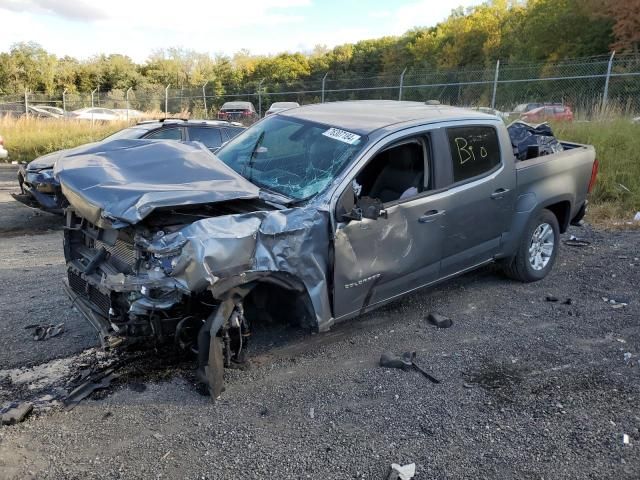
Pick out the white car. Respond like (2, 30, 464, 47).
(69, 108, 120, 121)
(114, 109, 146, 120)
(265, 101, 300, 116)
(0, 134, 8, 159)
(32, 105, 64, 117)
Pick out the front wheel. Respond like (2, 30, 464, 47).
(503, 209, 560, 282)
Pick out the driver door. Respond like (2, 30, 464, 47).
(332, 132, 447, 319)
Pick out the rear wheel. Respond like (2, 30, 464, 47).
(503, 209, 559, 282)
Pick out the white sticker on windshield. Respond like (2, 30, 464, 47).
(322, 127, 361, 145)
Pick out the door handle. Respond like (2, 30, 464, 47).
(490, 188, 510, 200)
(418, 209, 445, 223)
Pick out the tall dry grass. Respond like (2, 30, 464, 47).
(552, 119, 640, 226)
(0, 116, 130, 163)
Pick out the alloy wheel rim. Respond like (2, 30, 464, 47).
(528, 222, 554, 271)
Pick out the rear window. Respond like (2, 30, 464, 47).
(145, 127, 182, 140)
(446, 126, 501, 183)
(187, 127, 222, 148)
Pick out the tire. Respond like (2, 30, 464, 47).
(503, 208, 560, 282)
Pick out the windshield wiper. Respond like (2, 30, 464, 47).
(244, 131, 265, 184)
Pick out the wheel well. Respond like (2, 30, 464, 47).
(242, 281, 315, 330)
(544, 201, 571, 233)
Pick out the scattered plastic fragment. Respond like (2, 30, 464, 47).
(564, 235, 590, 247)
(380, 351, 440, 384)
(426, 312, 453, 328)
(624, 352, 633, 362)
(309, 407, 315, 419)
(1, 402, 33, 425)
(546, 296, 559, 302)
(25, 323, 65, 341)
(387, 463, 416, 480)
(623, 434, 630, 445)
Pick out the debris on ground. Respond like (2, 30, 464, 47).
(546, 296, 559, 302)
(25, 323, 65, 341)
(380, 351, 440, 384)
(564, 235, 591, 247)
(623, 434, 631, 445)
(1, 402, 33, 425)
(633, 212, 640, 222)
(64, 366, 119, 410)
(624, 352, 633, 362)
(602, 297, 628, 309)
(426, 312, 453, 328)
(387, 462, 416, 480)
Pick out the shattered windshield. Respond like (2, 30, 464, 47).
(216, 115, 367, 200)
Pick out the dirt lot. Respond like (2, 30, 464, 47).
(0, 164, 638, 479)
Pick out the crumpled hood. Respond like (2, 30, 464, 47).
(27, 141, 103, 171)
(55, 139, 260, 227)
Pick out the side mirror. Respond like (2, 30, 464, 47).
(358, 196, 387, 220)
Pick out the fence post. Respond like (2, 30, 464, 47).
(164, 84, 170, 117)
(24, 89, 29, 116)
(126, 87, 132, 122)
(602, 50, 616, 109)
(491, 59, 500, 109)
(62, 88, 67, 114)
(321, 72, 328, 103)
(202, 81, 209, 119)
(91, 88, 97, 126)
(398, 67, 407, 101)
(257, 78, 265, 117)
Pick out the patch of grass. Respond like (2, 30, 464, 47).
(0, 115, 127, 163)
(552, 119, 640, 225)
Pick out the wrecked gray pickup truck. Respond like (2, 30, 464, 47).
(57, 101, 598, 397)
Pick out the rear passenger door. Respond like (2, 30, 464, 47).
(438, 123, 516, 276)
(186, 126, 223, 151)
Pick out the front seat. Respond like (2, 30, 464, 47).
(368, 144, 424, 203)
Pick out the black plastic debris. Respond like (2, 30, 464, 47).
(507, 121, 564, 161)
(545, 296, 559, 302)
(380, 351, 440, 384)
(64, 367, 118, 410)
(25, 323, 64, 341)
(564, 235, 591, 247)
(426, 312, 453, 328)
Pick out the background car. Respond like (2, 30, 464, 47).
(28, 105, 64, 118)
(14, 119, 246, 213)
(113, 109, 146, 120)
(68, 107, 121, 121)
(512, 102, 543, 114)
(265, 101, 300, 115)
(0, 134, 8, 159)
(521, 105, 574, 122)
(217, 101, 257, 121)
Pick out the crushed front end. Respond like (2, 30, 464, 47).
(63, 209, 200, 347)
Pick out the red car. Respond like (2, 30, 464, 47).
(521, 105, 574, 122)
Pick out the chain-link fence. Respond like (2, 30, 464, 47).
(2, 54, 639, 120)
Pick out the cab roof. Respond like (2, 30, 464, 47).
(278, 100, 497, 135)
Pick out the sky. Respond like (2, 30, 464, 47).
(0, 0, 483, 62)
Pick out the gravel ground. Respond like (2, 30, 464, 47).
(0, 165, 639, 479)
